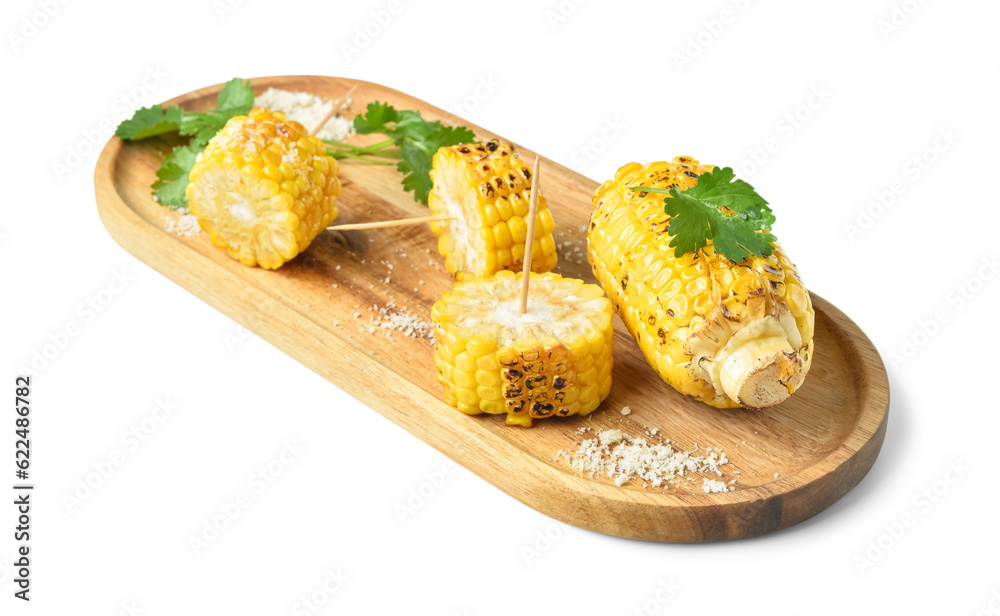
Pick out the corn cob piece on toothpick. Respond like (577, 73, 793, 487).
(428, 139, 558, 280)
(588, 158, 814, 409)
(186, 107, 341, 269)
(431, 270, 613, 427)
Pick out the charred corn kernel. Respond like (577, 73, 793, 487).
(431, 270, 614, 427)
(588, 157, 814, 410)
(428, 139, 558, 280)
(186, 107, 341, 270)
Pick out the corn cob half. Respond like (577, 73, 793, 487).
(431, 270, 613, 427)
(588, 158, 814, 409)
(428, 139, 558, 280)
(186, 107, 341, 269)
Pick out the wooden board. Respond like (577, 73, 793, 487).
(93, 75, 889, 542)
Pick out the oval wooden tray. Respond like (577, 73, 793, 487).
(93, 76, 889, 542)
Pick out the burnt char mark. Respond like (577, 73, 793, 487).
(684, 170, 698, 178)
(521, 167, 532, 180)
(485, 140, 498, 152)
(503, 368, 523, 382)
(525, 375, 548, 390)
(553, 376, 569, 390)
(503, 384, 523, 399)
(531, 402, 555, 417)
(458, 146, 471, 154)
(763, 262, 781, 275)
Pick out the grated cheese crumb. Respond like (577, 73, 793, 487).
(164, 211, 201, 237)
(620, 405, 631, 416)
(559, 427, 734, 492)
(702, 479, 731, 493)
(254, 88, 355, 141)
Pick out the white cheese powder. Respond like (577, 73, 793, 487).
(559, 428, 735, 492)
(254, 88, 355, 142)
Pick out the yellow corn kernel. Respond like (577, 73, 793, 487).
(587, 156, 814, 409)
(428, 139, 558, 280)
(431, 271, 614, 427)
(186, 107, 341, 270)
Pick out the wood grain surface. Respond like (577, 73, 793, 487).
(93, 75, 890, 542)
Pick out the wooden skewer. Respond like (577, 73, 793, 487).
(519, 156, 541, 315)
(327, 215, 455, 232)
(310, 84, 358, 136)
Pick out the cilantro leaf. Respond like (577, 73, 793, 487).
(628, 166, 776, 262)
(353, 102, 476, 204)
(152, 141, 203, 209)
(115, 105, 184, 140)
(179, 78, 255, 142)
(213, 77, 255, 113)
(179, 112, 230, 143)
(114, 78, 256, 209)
(396, 141, 434, 204)
(353, 101, 400, 134)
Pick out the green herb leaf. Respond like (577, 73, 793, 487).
(353, 101, 400, 135)
(213, 77, 255, 113)
(115, 105, 185, 140)
(628, 167, 776, 262)
(353, 102, 476, 204)
(114, 78, 256, 209)
(152, 141, 204, 209)
(179, 78, 255, 142)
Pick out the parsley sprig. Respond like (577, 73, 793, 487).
(628, 166, 776, 262)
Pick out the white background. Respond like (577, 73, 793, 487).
(2, 0, 999, 613)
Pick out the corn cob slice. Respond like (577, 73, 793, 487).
(431, 270, 613, 427)
(428, 139, 558, 280)
(186, 107, 341, 269)
(587, 157, 814, 409)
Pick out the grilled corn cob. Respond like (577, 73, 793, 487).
(186, 107, 341, 269)
(587, 157, 814, 409)
(431, 270, 613, 427)
(428, 139, 558, 280)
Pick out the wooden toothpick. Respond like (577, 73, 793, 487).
(310, 84, 358, 136)
(519, 156, 541, 315)
(327, 214, 454, 232)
